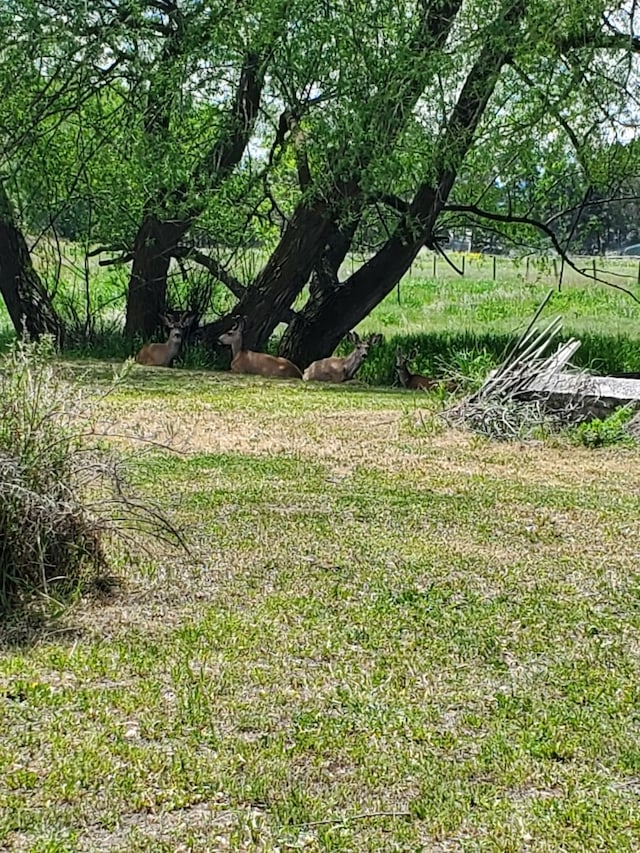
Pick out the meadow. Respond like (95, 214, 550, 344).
(1, 258, 640, 851)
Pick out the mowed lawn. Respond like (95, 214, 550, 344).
(2, 365, 640, 852)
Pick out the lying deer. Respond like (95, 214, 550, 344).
(303, 331, 383, 382)
(218, 317, 303, 379)
(395, 347, 458, 392)
(135, 311, 194, 367)
(395, 347, 438, 390)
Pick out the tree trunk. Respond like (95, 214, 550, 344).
(124, 214, 190, 339)
(0, 184, 63, 343)
(308, 218, 360, 301)
(221, 200, 336, 351)
(280, 229, 429, 367)
(280, 0, 525, 366)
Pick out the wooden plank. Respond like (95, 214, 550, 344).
(526, 372, 640, 402)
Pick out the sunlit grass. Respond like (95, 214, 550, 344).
(1, 366, 639, 851)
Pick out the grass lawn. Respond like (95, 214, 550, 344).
(1, 365, 640, 851)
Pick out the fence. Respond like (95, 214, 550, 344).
(408, 250, 640, 288)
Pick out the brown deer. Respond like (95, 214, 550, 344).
(395, 347, 458, 392)
(395, 347, 438, 390)
(135, 311, 194, 367)
(218, 317, 303, 378)
(303, 331, 383, 383)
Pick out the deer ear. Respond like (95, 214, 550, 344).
(396, 346, 402, 357)
(346, 331, 358, 344)
(370, 333, 383, 346)
(160, 314, 171, 326)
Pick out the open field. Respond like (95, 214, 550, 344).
(1, 365, 640, 851)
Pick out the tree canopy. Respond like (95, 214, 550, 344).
(1, 0, 639, 362)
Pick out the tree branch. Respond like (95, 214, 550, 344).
(444, 202, 640, 302)
(172, 246, 300, 323)
(172, 246, 246, 299)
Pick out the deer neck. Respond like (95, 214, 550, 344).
(229, 333, 244, 362)
(162, 333, 180, 361)
(396, 363, 411, 387)
(343, 348, 366, 380)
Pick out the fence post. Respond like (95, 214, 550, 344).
(525, 256, 530, 281)
(492, 256, 497, 280)
(432, 253, 437, 278)
(592, 258, 597, 280)
(461, 254, 465, 276)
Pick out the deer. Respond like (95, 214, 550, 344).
(218, 317, 303, 379)
(395, 347, 459, 392)
(135, 311, 194, 367)
(395, 347, 438, 390)
(303, 331, 383, 383)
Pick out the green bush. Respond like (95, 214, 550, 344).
(569, 405, 638, 449)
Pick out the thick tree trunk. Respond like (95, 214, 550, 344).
(308, 218, 360, 301)
(280, 0, 525, 367)
(124, 214, 190, 339)
(0, 185, 63, 343)
(220, 200, 336, 351)
(280, 228, 429, 367)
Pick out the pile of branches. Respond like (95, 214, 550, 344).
(444, 295, 594, 440)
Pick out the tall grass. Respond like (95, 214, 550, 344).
(0, 337, 183, 615)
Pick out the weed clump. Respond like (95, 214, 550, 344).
(0, 337, 181, 615)
(570, 405, 637, 449)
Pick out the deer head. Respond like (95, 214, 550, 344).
(396, 346, 420, 387)
(303, 331, 383, 382)
(135, 311, 194, 367)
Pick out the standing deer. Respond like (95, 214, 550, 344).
(218, 317, 303, 378)
(395, 347, 458, 392)
(135, 311, 194, 367)
(303, 331, 383, 382)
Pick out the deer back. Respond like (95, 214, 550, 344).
(231, 350, 302, 378)
(407, 373, 438, 391)
(302, 356, 348, 382)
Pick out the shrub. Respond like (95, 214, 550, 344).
(0, 337, 182, 614)
(570, 405, 638, 449)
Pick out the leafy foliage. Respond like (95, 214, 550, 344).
(570, 405, 637, 448)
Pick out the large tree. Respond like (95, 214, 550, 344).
(1, 0, 639, 356)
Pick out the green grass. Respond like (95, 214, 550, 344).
(1, 367, 640, 851)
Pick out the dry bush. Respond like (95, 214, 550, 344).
(0, 337, 183, 614)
